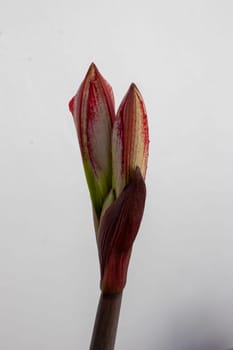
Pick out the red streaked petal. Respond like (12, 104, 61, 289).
(112, 83, 149, 197)
(69, 63, 115, 218)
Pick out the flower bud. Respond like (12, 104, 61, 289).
(112, 83, 149, 197)
(69, 63, 115, 218)
(69, 67, 149, 294)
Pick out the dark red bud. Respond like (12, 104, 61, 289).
(98, 167, 146, 294)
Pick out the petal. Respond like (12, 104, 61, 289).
(69, 63, 115, 217)
(112, 83, 149, 197)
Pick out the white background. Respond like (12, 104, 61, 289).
(1, 1, 233, 349)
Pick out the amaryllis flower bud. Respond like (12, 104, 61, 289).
(69, 65, 149, 297)
(69, 63, 115, 218)
(112, 83, 149, 197)
(98, 167, 146, 294)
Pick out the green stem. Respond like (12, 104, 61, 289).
(89, 292, 123, 350)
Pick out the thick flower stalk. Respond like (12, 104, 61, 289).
(69, 63, 149, 350)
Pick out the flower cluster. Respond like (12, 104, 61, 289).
(69, 63, 149, 294)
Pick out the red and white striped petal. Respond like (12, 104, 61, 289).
(112, 83, 149, 197)
(69, 63, 115, 217)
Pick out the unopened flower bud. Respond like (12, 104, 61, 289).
(69, 63, 115, 218)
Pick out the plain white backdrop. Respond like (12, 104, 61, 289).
(1, 1, 233, 349)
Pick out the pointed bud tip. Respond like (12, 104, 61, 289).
(86, 62, 99, 80)
(129, 82, 137, 91)
(90, 62, 96, 68)
(68, 63, 98, 116)
(124, 83, 143, 105)
(128, 82, 140, 95)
